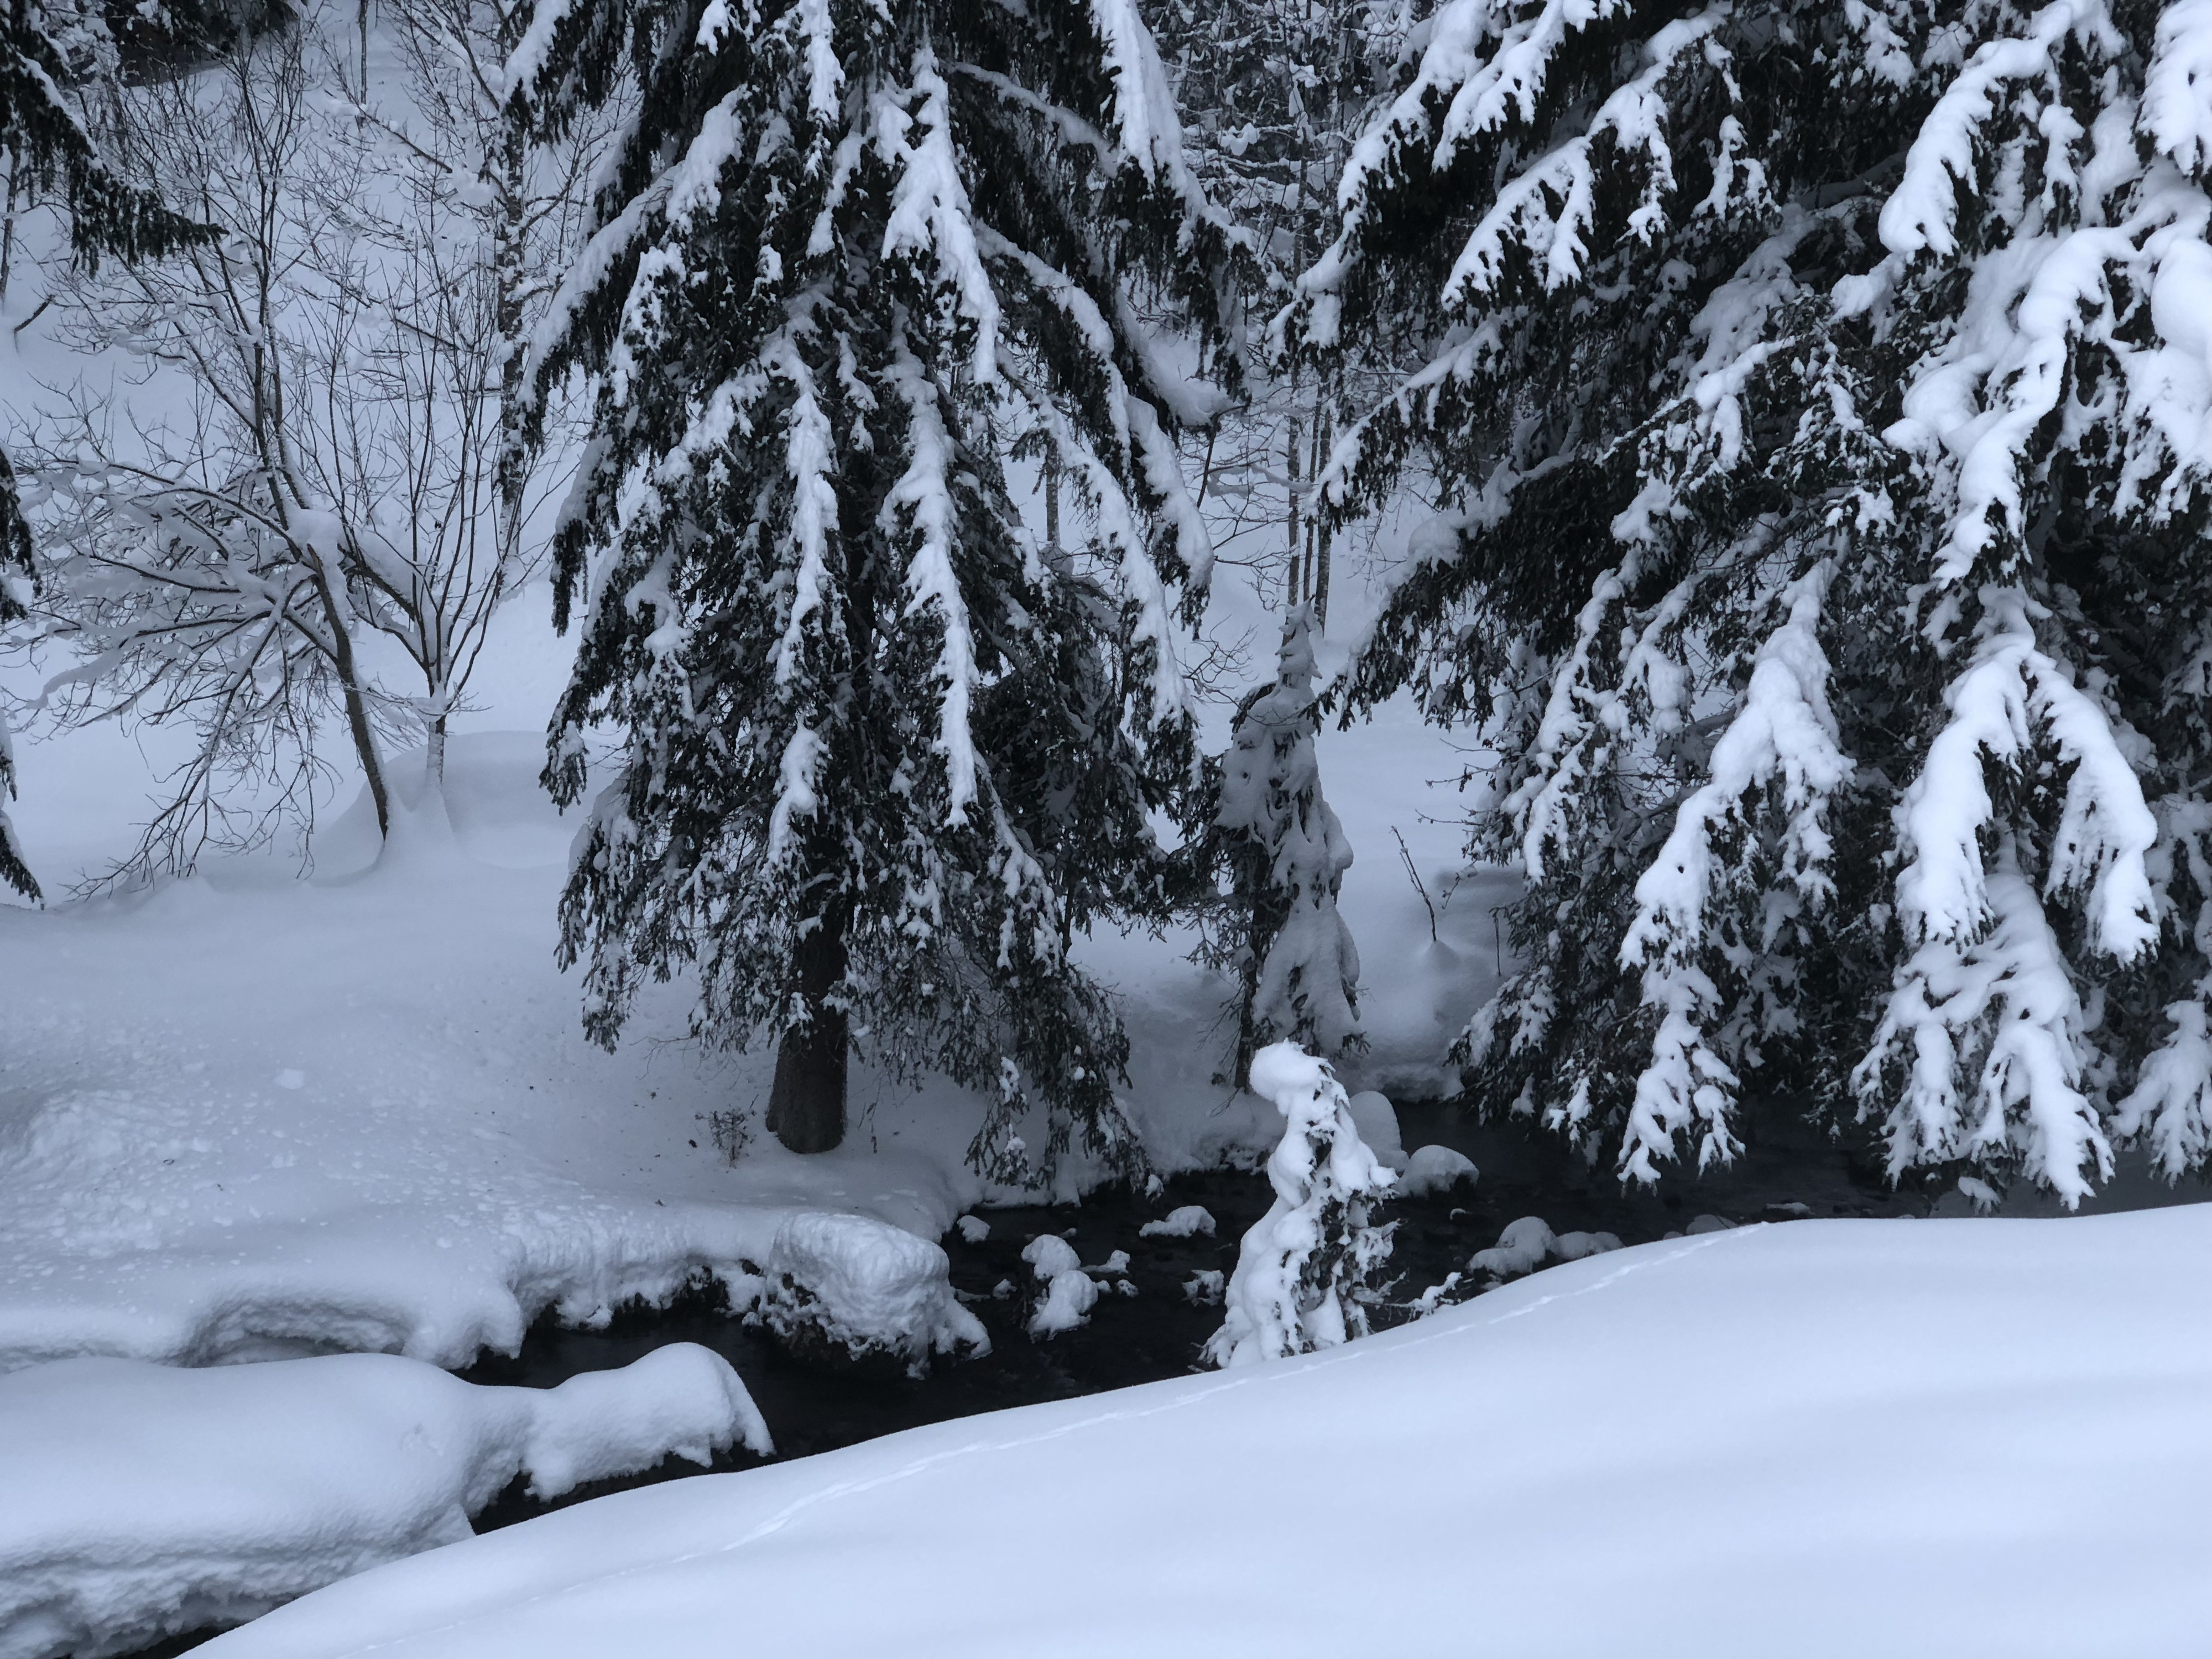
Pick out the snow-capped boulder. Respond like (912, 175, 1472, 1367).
(1400, 1145, 1478, 1198)
(1138, 1206, 1216, 1239)
(1471, 1217, 1623, 1282)
(1344, 1091, 1408, 1172)
(758, 1213, 988, 1371)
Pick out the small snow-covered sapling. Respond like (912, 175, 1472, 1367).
(1203, 1042, 1395, 1368)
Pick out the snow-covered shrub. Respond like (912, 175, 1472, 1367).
(756, 1213, 988, 1374)
(1204, 1042, 1395, 1367)
(1193, 608, 1364, 1086)
(1288, 0, 2212, 1204)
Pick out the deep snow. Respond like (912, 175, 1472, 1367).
(196, 1207, 2212, 1659)
(0, 1345, 769, 1659)
(0, 761, 993, 1375)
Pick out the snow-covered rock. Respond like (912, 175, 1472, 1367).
(758, 1213, 988, 1370)
(954, 1215, 990, 1243)
(1400, 1144, 1477, 1197)
(1470, 1217, 1624, 1281)
(191, 1209, 2212, 1659)
(1343, 1091, 1407, 1172)
(1020, 1235, 1082, 1279)
(1138, 1206, 1215, 1239)
(0, 1345, 769, 1659)
(1025, 1270, 1100, 1339)
(1471, 1216, 1558, 1279)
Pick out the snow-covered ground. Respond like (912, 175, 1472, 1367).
(0, 733, 1005, 1374)
(0, 1345, 767, 1659)
(0, 695, 1480, 1377)
(197, 1207, 2212, 1659)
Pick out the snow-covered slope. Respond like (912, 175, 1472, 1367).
(201, 1208, 2212, 1659)
(0, 1345, 769, 1659)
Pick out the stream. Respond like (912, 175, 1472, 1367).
(122, 1103, 1925, 1656)
(455, 1100, 1918, 1531)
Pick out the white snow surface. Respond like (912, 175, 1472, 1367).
(199, 1208, 2212, 1659)
(0, 735, 995, 1375)
(0, 1345, 770, 1659)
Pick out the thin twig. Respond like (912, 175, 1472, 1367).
(1392, 825, 1437, 945)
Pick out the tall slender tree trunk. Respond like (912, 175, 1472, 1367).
(1311, 398, 1332, 629)
(766, 898, 850, 1152)
(1, 148, 20, 305)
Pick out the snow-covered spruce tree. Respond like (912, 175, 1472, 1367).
(0, 0, 209, 899)
(1194, 604, 1362, 1086)
(1284, 0, 2212, 1201)
(509, 0, 1239, 1166)
(1204, 1040, 1393, 1366)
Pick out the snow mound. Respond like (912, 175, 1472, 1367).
(1471, 1217, 1623, 1281)
(192, 1209, 2212, 1659)
(0, 1345, 769, 1659)
(759, 1212, 989, 1369)
(1400, 1144, 1478, 1197)
(1138, 1206, 1215, 1239)
(1025, 1269, 1100, 1339)
(954, 1215, 989, 1243)
(1020, 1234, 1082, 1279)
(1343, 1091, 1407, 1171)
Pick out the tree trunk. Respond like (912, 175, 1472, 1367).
(425, 712, 446, 791)
(308, 560, 392, 840)
(766, 902, 849, 1152)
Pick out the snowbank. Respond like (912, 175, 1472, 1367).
(0, 736, 990, 1376)
(0, 1346, 769, 1659)
(196, 1208, 2212, 1659)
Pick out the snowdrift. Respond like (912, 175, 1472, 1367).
(0, 1346, 770, 1659)
(202, 1208, 2211, 1659)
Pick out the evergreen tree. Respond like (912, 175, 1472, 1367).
(1286, 0, 2212, 1201)
(1204, 1039, 1394, 1366)
(509, 0, 1239, 1169)
(1, 0, 209, 899)
(1197, 604, 1362, 1086)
